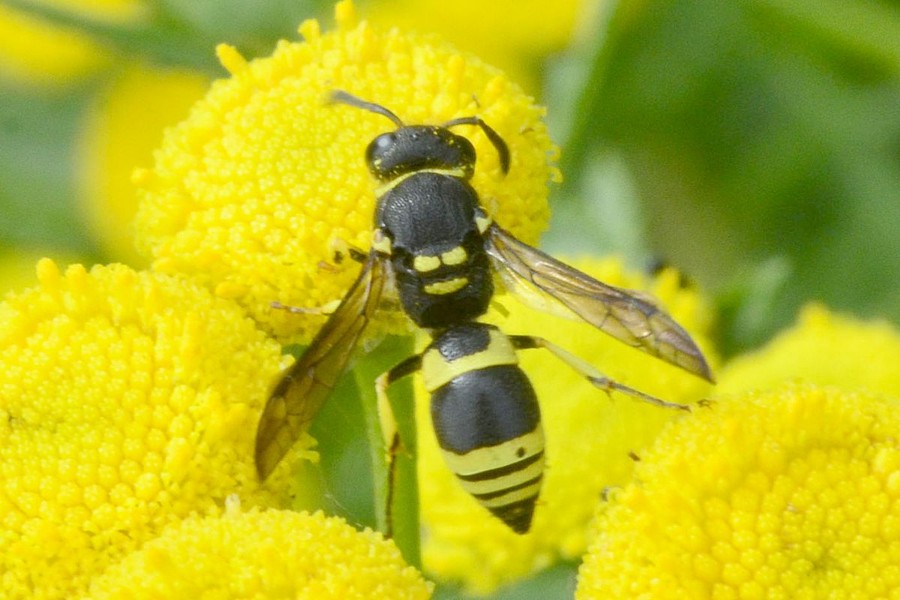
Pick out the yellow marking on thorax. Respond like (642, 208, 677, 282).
(441, 246, 468, 265)
(422, 328, 518, 392)
(423, 277, 468, 296)
(414, 245, 468, 273)
(414, 255, 441, 272)
(374, 167, 468, 198)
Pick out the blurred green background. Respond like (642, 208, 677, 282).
(1, 0, 897, 598)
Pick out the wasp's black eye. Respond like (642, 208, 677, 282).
(374, 132, 395, 150)
(367, 133, 395, 159)
(366, 133, 399, 179)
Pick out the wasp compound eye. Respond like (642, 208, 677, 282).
(366, 133, 398, 179)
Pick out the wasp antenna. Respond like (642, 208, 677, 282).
(444, 116, 510, 175)
(328, 90, 405, 128)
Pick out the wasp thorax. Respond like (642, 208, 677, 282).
(365, 126, 476, 181)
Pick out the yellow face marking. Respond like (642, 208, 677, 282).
(423, 277, 468, 297)
(421, 328, 518, 391)
(413, 255, 442, 272)
(441, 246, 468, 266)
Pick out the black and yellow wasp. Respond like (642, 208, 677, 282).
(255, 91, 714, 534)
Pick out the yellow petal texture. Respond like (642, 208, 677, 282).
(0, 259, 312, 599)
(84, 504, 432, 600)
(416, 256, 717, 594)
(134, 0, 558, 343)
(0, 0, 143, 86)
(78, 63, 210, 266)
(576, 384, 900, 600)
(718, 303, 900, 397)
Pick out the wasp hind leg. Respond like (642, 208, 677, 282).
(374, 354, 423, 538)
(509, 335, 691, 412)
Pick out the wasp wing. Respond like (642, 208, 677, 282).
(255, 254, 386, 480)
(485, 224, 714, 382)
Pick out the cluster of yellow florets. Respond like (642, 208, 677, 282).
(576, 384, 900, 599)
(134, 0, 558, 343)
(85, 500, 432, 599)
(718, 303, 900, 397)
(572, 305, 900, 598)
(417, 256, 717, 593)
(0, 259, 310, 597)
(7, 1, 899, 598)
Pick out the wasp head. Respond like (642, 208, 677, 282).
(329, 90, 510, 183)
(366, 126, 477, 181)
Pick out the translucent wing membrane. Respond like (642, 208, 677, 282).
(485, 225, 714, 382)
(255, 255, 386, 479)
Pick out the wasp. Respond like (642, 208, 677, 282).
(255, 91, 714, 534)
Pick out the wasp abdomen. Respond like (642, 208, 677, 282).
(423, 323, 545, 533)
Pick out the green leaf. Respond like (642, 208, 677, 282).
(352, 335, 420, 568)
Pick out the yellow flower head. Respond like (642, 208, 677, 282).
(85, 502, 432, 600)
(576, 385, 900, 600)
(416, 257, 717, 594)
(0, 259, 312, 598)
(135, 0, 558, 343)
(719, 303, 900, 397)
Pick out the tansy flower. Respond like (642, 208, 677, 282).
(0, 0, 143, 86)
(134, 0, 559, 343)
(718, 303, 900, 398)
(0, 259, 313, 599)
(77, 63, 210, 266)
(84, 500, 433, 599)
(416, 256, 716, 594)
(576, 384, 900, 599)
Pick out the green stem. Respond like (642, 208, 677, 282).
(353, 335, 420, 569)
